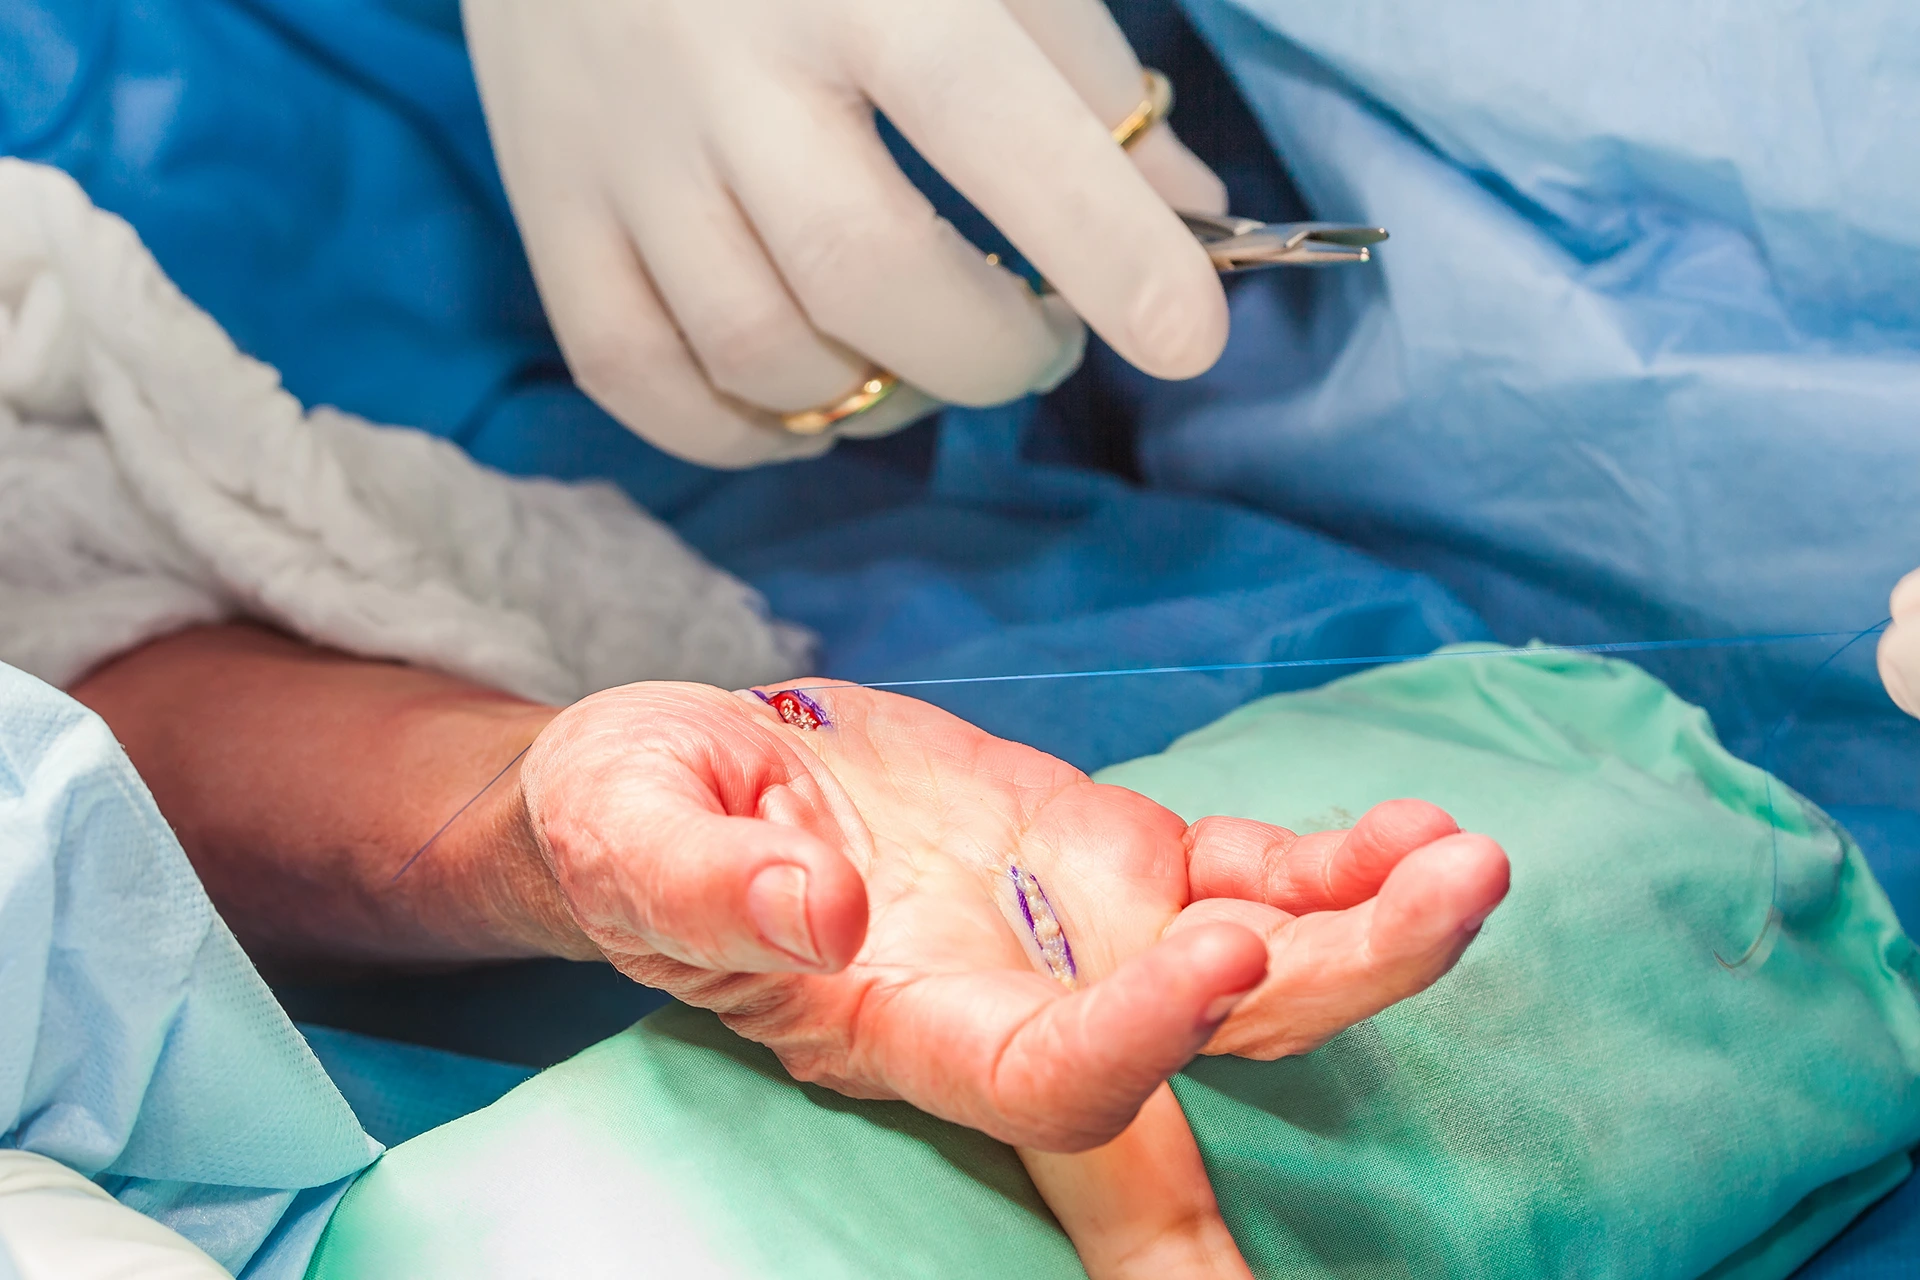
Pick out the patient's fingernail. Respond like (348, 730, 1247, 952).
(1200, 988, 1255, 1027)
(748, 864, 821, 967)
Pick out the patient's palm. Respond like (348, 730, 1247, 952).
(522, 679, 1506, 1150)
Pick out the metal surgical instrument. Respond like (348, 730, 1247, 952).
(1178, 211, 1389, 271)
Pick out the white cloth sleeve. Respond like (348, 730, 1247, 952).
(0, 159, 812, 704)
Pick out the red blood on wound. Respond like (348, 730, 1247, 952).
(761, 689, 828, 731)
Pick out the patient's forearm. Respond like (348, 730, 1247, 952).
(69, 624, 577, 972)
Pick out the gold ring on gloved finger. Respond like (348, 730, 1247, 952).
(776, 71, 1172, 437)
(1111, 69, 1174, 151)
(779, 370, 901, 436)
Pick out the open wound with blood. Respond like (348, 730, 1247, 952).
(1009, 865, 1078, 986)
(756, 688, 829, 730)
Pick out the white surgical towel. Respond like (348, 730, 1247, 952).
(0, 160, 811, 702)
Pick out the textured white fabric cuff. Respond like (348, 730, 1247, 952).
(0, 159, 811, 703)
(0, 1151, 229, 1280)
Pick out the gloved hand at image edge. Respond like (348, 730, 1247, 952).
(1881, 569, 1920, 720)
(461, 0, 1231, 466)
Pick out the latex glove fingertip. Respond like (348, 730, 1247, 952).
(1881, 621, 1919, 719)
(1891, 567, 1920, 620)
(1882, 570, 1920, 719)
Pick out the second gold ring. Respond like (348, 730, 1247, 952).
(779, 371, 900, 436)
(778, 70, 1172, 437)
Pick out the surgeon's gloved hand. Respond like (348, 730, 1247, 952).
(461, 0, 1230, 467)
(1881, 569, 1920, 719)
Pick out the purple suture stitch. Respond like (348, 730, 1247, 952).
(755, 687, 830, 730)
(1007, 864, 1077, 985)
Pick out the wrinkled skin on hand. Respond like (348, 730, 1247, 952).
(518, 680, 1508, 1277)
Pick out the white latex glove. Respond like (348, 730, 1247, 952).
(1881, 568, 1920, 718)
(0, 1151, 230, 1280)
(463, 0, 1231, 467)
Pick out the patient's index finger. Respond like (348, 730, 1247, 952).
(1189, 800, 1464, 915)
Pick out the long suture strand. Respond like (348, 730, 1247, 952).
(1719, 618, 1894, 970)
(796, 629, 1869, 693)
(389, 743, 533, 883)
(392, 625, 1893, 899)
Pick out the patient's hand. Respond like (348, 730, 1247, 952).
(519, 679, 1508, 1275)
(77, 625, 1505, 1280)
(523, 678, 1252, 1147)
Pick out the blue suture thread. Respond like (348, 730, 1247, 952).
(390, 744, 532, 883)
(784, 630, 1864, 693)
(1717, 618, 1894, 971)
(392, 625, 1887, 885)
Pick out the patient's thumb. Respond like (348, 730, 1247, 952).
(577, 809, 869, 975)
(997, 924, 1267, 1152)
